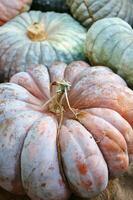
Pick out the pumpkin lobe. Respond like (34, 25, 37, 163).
(27, 22, 47, 41)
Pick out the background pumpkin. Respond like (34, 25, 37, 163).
(0, 61, 133, 199)
(85, 17, 133, 87)
(0, 11, 86, 82)
(31, 0, 69, 12)
(67, 0, 133, 28)
(0, 0, 32, 25)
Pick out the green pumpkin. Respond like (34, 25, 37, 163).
(0, 11, 86, 81)
(67, 0, 133, 28)
(31, 0, 69, 12)
(85, 17, 133, 87)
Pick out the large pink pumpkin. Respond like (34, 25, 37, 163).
(0, 61, 133, 200)
(0, 0, 32, 25)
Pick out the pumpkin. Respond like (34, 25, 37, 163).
(31, 0, 69, 12)
(85, 17, 133, 87)
(0, 0, 32, 25)
(0, 61, 133, 200)
(0, 11, 86, 81)
(67, 0, 133, 28)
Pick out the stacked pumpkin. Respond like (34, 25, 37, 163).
(1, 1, 133, 200)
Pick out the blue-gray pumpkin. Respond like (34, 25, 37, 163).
(85, 17, 133, 87)
(0, 11, 86, 81)
(67, 0, 133, 28)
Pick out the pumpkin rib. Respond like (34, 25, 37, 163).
(67, 68, 127, 109)
(73, 67, 126, 88)
(84, 107, 133, 162)
(67, 0, 133, 28)
(128, 2, 133, 25)
(39, 42, 57, 67)
(60, 119, 108, 198)
(64, 61, 89, 86)
(77, 111, 129, 177)
(6, 42, 31, 80)
(103, 0, 122, 18)
(0, 35, 21, 56)
(52, 41, 74, 61)
(10, 72, 45, 101)
(125, 1, 131, 22)
(99, 33, 131, 66)
(21, 114, 70, 200)
(12, 16, 29, 29)
(114, 0, 124, 18)
(0, 39, 29, 80)
(0, 83, 43, 107)
(20, 12, 33, 26)
(92, 0, 117, 19)
(78, 111, 127, 153)
(0, 98, 43, 117)
(74, 2, 89, 22)
(118, 40, 133, 64)
(107, 38, 133, 70)
(85, 17, 133, 86)
(27, 65, 51, 101)
(83, 0, 95, 23)
(90, 23, 132, 62)
(0, 110, 43, 194)
(68, 83, 130, 114)
(49, 62, 67, 84)
(71, 0, 79, 15)
(118, 0, 127, 20)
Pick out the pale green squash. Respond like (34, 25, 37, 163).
(67, 0, 133, 28)
(85, 17, 133, 87)
(0, 11, 86, 81)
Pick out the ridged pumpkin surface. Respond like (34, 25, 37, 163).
(0, 0, 32, 25)
(0, 61, 133, 200)
(32, 0, 69, 12)
(85, 17, 133, 87)
(67, 0, 133, 28)
(0, 11, 86, 81)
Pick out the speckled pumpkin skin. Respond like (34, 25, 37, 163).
(32, 0, 69, 12)
(0, 11, 86, 81)
(0, 61, 133, 200)
(85, 17, 133, 87)
(0, 0, 32, 25)
(67, 0, 133, 28)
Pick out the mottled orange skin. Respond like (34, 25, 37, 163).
(0, 61, 133, 200)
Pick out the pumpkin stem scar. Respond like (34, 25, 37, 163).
(41, 79, 78, 119)
(27, 22, 47, 41)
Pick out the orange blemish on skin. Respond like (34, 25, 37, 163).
(77, 161, 88, 175)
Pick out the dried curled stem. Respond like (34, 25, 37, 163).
(41, 79, 78, 183)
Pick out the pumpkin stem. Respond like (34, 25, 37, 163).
(40, 80, 80, 183)
(41, 79, 78, 118)
(64, 87, 78, 119)
(27, 22, 47, 41)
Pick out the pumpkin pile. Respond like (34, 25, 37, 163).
(1, 1, 133, 200)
